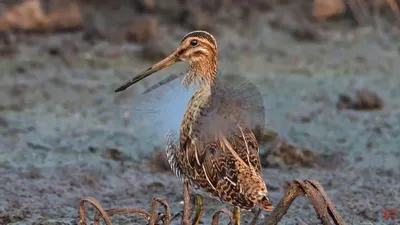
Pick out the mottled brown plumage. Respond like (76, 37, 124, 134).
(115, 30, 273, 224)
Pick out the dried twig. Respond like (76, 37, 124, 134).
(77, 180, 345, 225)
(93, 208, 150, 225)
(149, 198, 171, 225)
(78, 197, 170, 225)
(263, 180, 345, 225)
(79, 197, 113, 225)
(211, 208, 234, 225)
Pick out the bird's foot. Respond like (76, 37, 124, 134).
(191, 195, 204, 225)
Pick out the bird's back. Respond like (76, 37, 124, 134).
(167, 78, 273, 211)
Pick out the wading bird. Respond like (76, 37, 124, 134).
(115, 31, 274, 225)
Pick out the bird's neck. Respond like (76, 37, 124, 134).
(182, 59, 218, 88)
(180, 78, 215, 146)
(180, 58, 219, 146)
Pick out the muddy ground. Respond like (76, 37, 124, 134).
(1, 1, 400, 225)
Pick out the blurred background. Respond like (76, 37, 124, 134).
(0, 0, 399, 224)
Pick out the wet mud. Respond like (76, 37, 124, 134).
(1, 1, 400, 224)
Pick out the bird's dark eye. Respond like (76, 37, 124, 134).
(190, 39, 198, 46)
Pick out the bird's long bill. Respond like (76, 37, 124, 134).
(115, 51, 180, 92)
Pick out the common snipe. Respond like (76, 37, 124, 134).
(115, 31, 273, 225)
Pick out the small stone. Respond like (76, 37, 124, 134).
(141, 35, 174, 61)
(105, 148, 123, 161)
(260, 138, 320, 168)
(0, 0, 82, 31)
(148, 147, 172, 173)
(336, 89, 384, 111)
(188, 10, 213, 31)
(312, 0, 345, 19)
(355, 88, 384, 110)
(136, 0, 155, 12)
(126, 16, 158, 43)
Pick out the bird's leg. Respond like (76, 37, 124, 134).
(181, 181, 191, 225)
(249, 208, 262, 225)
(233, 206, 241, 225)
(192, 195, 204, 225)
